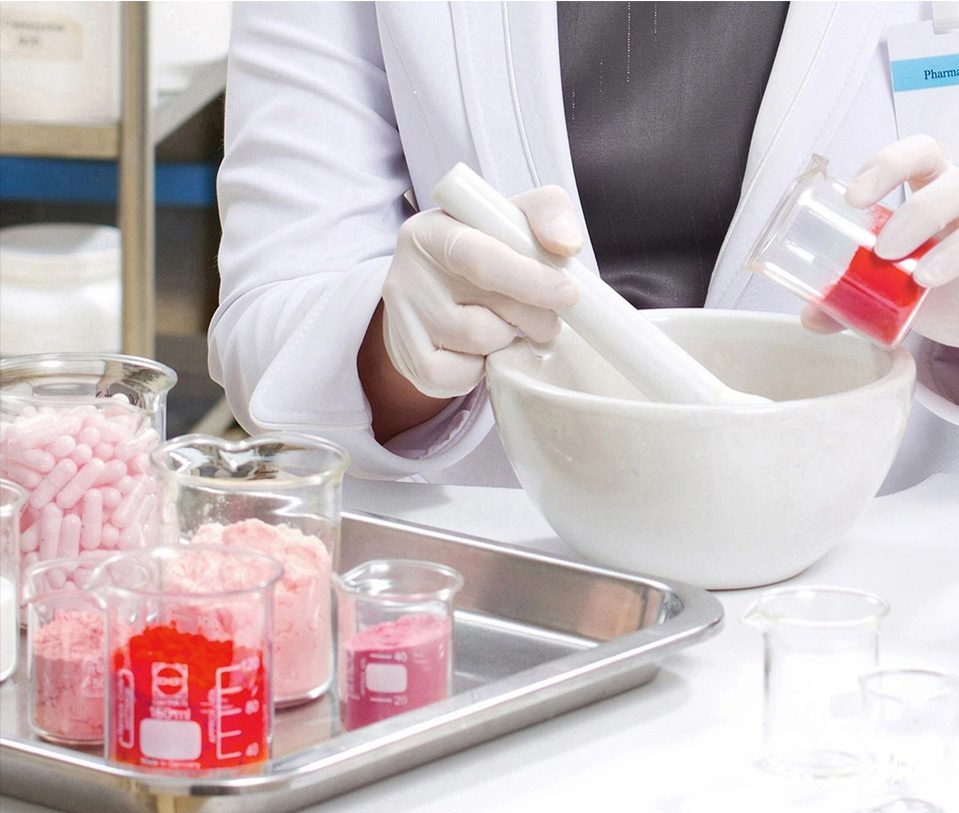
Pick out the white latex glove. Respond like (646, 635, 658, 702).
(803, 135, 959, 346)
(382, 186, 581, 398)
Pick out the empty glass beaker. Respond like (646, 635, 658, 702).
(1, 479, 27, 682)
(335, 559, 463, 731)
(95, 545, 282, 773)
(743, 585, 890, 777)
(151, 433, 350, 708)
(0, 353, 177, 572)
(860, 668, 959, 807)
(23, 553, 110, 744)
(746, 155, 934, 348)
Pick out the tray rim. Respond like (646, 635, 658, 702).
(0, 508, 724, 803)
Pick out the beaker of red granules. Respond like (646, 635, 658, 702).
(95, 545, 282, 773)
(746, 155, 935, 347)
(335, 559, 462, 732)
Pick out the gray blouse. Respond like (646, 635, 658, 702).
(559, 1, 789, 308)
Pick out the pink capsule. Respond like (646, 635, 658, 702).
(116, 475, 135, 495)
(3, 446, 55, 473)
(11, 414, 61, 447)
(95, 459, 127, 486)
(20, 520, 40, 553)
(77, 426, 101, 447)
(100, 524, 120, 549)
(45, 567, 67, 590)
(70, 443, 94, 466)
(38, 503, 64, 560)
(99, 487, 122, 509)
(119, 524, 144, 549)
(29, 458, 78, 510)
(23, 552, 39, 569)
(129, 452, 152, 475)
(56, 458, 106, 510)
(0, 460, 43, 490)
(99, 418, 135, 443)
(93, 442, 115, 461)
(80, 491, 103, 550)
(112, 477, 152, 529)
(49, 434, 78, 460)
(115, 428, 159, 460)
(58, 514, 82, 558)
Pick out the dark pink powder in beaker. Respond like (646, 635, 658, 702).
(340, 614, 452, 731)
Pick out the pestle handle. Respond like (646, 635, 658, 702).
(432, 163, 769, 405)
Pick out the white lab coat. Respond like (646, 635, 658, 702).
(211, 1, 958, 492)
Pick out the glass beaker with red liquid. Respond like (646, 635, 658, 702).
(335, 559, 463, 732)
(746, 155, 935, 347)
(94, 545, 282, 773)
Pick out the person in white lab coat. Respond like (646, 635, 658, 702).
(211, 1, 958, 492)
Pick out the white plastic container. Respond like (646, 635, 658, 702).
(0, 1, 232, 124)
(0, 223, 121, 356)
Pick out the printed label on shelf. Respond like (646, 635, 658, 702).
(0, 10, 83, 62)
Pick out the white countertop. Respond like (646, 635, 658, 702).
(3, 474, 957, 813)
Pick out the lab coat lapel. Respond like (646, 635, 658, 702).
(706, 1, 892, 309)
(450, 1, 600, 271)
(450, 2, 537, 193)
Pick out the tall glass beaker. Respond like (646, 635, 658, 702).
(743, 585, 890, 777)
(151, 433, 350, 707)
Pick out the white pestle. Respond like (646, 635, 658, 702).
(432, 163, 771, 405)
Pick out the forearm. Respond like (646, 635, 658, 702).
(358, 301, 453, 443)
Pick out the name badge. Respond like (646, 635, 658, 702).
(886, 18, 959, 157)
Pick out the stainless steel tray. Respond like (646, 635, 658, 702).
(0, 510, 724, 812)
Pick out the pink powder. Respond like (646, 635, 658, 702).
(190, 519, 333, 706)
(340, 614, 452, 731)
(30, 608, 105, 743)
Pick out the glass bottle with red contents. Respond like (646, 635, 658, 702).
(93, 545, 281, 773)
(746, 155, 935, 347)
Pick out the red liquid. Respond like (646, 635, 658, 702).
(340, 614, 451, 731)
(110, 624, 268, 771)
(817, 206, 932, 346)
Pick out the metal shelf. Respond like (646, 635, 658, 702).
(0, 5, 226, 361)
(0, 60, 226, 160)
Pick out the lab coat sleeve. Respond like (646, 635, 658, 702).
(209, 1, 493, 479)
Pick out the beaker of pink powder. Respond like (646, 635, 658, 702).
(0, 353, 177, 577)
(746, 155, 937, 348)
(1, 479, 27, 682)
(94, 544, 282, 773)
(151, 433, 350, 708)
(22, 552, 112, 744)
(335, 559, 463, 732)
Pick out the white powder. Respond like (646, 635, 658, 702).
(0, 576, 17, 681)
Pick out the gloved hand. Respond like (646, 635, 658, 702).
(382, 186, 582, 398)
(802, 135, 959, 346)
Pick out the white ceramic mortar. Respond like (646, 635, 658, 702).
(486, 310, 915, 589)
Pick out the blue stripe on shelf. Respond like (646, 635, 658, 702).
(0, 157, 219, 206)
